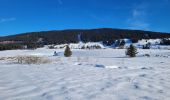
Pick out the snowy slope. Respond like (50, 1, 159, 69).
(51, 38, 170, 50)
(138, 39, 161, 45)
(53, 42, 105, 49)
(0, 48, 170, 100)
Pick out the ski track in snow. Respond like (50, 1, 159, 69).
(0, 48, 170, 100)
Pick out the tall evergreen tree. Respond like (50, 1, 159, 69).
(126, 44, 138, 57)
(64, 45, 72, 57)
(120, 40, 125, 46)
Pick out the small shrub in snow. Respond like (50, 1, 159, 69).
(64, 45, 72, 57)
(76, 57, 89, 62)
(126, 44, 138, 57)
(81, 46, 85, 49)
(142, 43, 151, 49)
(93, 45, 102, 49)
(53, 51, 58, 56)
(48, 45, 55, 49)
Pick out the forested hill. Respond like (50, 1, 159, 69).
(0, 28, 170, 45)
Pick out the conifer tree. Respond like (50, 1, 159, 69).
(126, 44, 138, 57)
(64, 45, 72, 57)
(120, 40, 125, 46)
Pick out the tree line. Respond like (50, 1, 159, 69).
(1, 28, 170, 45)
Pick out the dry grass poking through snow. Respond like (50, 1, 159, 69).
(0, 56, 51, 64)
(16, 56, 51, 64)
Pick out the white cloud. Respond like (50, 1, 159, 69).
(133, 9, 142, 17)
(57, 0, 63, 5)
(127, 3, 150, 30)
(0, 17, 16, 23)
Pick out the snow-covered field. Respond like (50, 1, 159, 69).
(0, 48, 170, 100)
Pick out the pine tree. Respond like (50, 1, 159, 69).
(64, 45, 72, 57)
(126, 44, 138, 57)
(120, 40, 125, 46)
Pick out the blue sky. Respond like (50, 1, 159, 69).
(0, 0, 170, 36)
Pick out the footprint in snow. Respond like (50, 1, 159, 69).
(133, 82, 140, 89)
(139, 96, 153, 100)
(74, 62, 82, 65)
(95, 64, 105, 68)
(139, 74, 147, 77)
(100, 81, 113, 91)
(41, 92, 53, 100)
(141, 67, 153, 70)
(158, 90, 164, 93)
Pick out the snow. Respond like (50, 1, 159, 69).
(0, 48, 170, 100)
(105, 65, 119, 69)
(52, 38, 170, 50)
(53, 42, 105, 49)
(138, 39, 161, 45)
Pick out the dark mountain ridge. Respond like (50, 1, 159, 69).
(0, 28, 170, 45)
